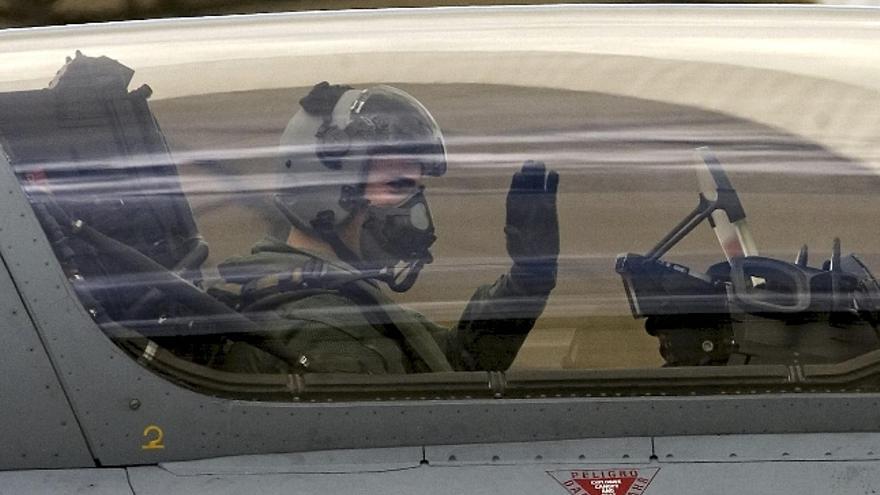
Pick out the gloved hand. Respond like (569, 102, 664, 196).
(505, 160, 560, 295)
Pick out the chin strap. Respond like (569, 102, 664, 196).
(316, 219, 428, 292)
(321, 230, 362, 266)
(275, 196, 429, 292)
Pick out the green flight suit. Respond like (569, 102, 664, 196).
(217, 238, 549, 374)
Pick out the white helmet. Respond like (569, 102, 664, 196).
(274, 82, 447, 237)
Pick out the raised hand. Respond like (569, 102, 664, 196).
(505, 160, 560, 295)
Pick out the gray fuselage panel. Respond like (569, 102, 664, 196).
(0, 251, 94, 469)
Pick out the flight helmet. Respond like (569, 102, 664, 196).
(274, 82, 446, 237)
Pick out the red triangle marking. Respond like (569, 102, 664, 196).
(573, 476, 636, 495)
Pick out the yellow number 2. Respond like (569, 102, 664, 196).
(141, 425, 165, 450)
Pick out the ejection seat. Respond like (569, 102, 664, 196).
(0, 52, 256, 367)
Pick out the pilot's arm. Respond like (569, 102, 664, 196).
(441, 161, 560, 370)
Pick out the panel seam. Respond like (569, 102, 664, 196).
(0, 238, 99, 465)
(125, 468, 137, 494)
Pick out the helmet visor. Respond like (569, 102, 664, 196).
(346, 85, 447, 177)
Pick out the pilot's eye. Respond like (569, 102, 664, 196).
(387, 178, 417, 191)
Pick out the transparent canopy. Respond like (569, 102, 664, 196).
(2, 6, 880, 398)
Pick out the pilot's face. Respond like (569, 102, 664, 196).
(363, 157, 423, 207)
(355, 155, 434, 275)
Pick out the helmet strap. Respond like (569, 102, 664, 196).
(317, 225, 424, 293)
(308, 212, 363, 267)
(312, 211, 426, 292)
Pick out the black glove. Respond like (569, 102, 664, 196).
(505, 160, 560, 295)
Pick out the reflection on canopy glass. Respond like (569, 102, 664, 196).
(3, 50, 880, 400)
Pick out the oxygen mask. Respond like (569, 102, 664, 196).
(360, 187, 436, 292)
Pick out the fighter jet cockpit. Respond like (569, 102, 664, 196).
(2, 46, 880, 403)
(5, 9, 880, 480)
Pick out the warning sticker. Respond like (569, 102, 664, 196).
(548, 468, 660, 495)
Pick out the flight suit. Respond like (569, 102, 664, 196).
(216, 238, 548, 373)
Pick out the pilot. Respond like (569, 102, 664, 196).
(217, 82, 559, 373)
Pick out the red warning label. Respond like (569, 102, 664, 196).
(548, 468, 659, 495)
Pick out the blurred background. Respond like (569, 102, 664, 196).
(0, 0, 852, 29)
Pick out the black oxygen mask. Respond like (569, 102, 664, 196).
(359, 187, 436, 292)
